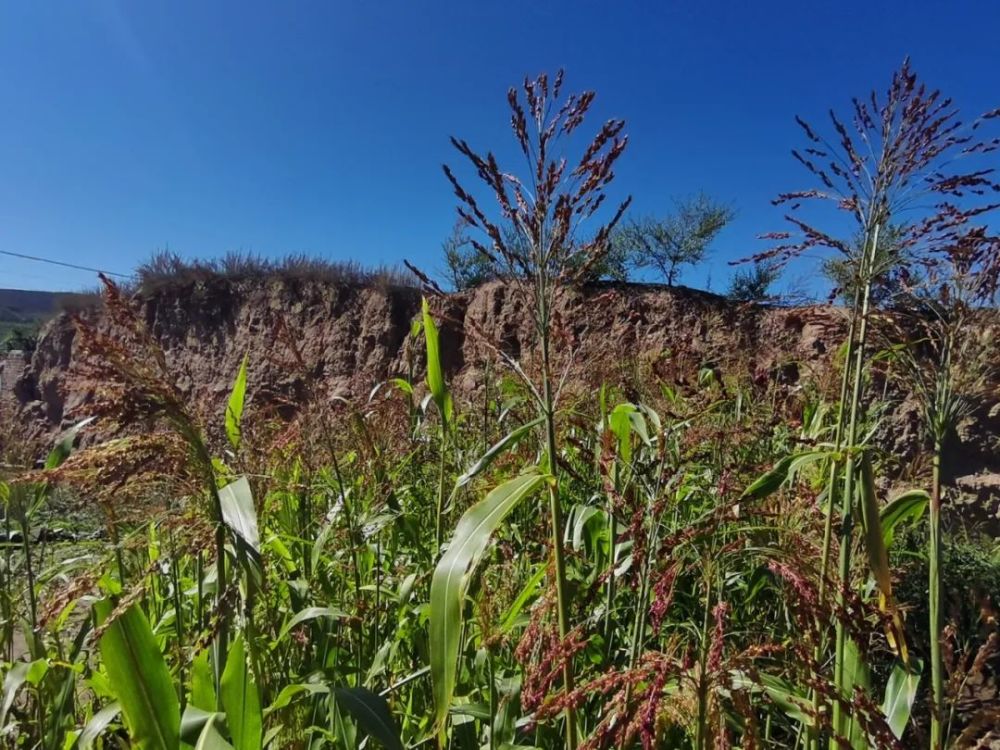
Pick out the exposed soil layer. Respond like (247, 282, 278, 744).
(7, 278, 999, 523)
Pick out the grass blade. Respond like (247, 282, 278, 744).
(96, 600, 180, 750)
(225, 353, 249, 451)
(220, 635, 262, 750)
(430, 472, 546, 738)
(334, 687, 404, 750)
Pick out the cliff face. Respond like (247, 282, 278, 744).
(7, 278, 999, 516)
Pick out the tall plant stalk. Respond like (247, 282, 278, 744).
(749, 60, 1000, 748)
(831, 224, 879, 739)
(438, 70, 630, 748)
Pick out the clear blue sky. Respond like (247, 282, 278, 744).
(2, 1, 998, 292)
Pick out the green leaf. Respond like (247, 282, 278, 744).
(180, 706, 227, 746)
(220, 635, 262, 750)
(881, 659, 922, 739)
(76, 701, 122, 749)
(858, 454, 892, 602)
(333, 687, 404, 750)
(45, 416, 96, 469)
(389, 377, 414, 396)
(194, 722, 235, 750)
(422, 297, 451, 427)
(740, 451, 828, 499)
(499, 565, 546, 635)
(740, 455, 796, 499)
(190, 648, 216, 713)
(729, 670, 812, 727)
(218, 477, 259, 555)
(265, 683, 329, 715)
(96, 599, 180, 750)
(276, 606, 348, 643)
(430, 472, 547, 738)
(225, 354, 249, 451)
(880, 488, 929, 548)
(455, 417, 544, 489)
(1, 661, 32, 728)
(841, 637, 872, 750)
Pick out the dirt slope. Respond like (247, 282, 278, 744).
(6, 277, 999, 517)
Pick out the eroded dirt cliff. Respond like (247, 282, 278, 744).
(6, 277, 999, 517)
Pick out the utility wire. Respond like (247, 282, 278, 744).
(1, 249, 132, 279)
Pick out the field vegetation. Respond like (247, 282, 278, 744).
(1, 62, 1000, 750)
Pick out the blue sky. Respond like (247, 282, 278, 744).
(1, 1, 998, 292)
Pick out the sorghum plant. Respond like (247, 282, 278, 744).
(439, 69, 631, 748)
(750, 58, 1000, 747)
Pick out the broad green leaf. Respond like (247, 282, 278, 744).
(96, 599, 180, 750)
(277, 606, 348, 642)
(729, 670, 812, 727)
(858, 454, 909, 662)
(741, 451, 829, 499)
(422, 297, 451, 427)
(220, 635, 262, 750)
(389, 377, 414, 396)
(76, 701, 122, 749)
(194, 722, 235, 750)
(608, 403, 637, 463)
(499, 565, 547, 635)
(741, 454, 796, 499)
(455, 417, 544, 489)
(190, 649, 216, 712)
(218, 477, 259, 555)
(45, 416, 96, 469)
(430, 472, 547, 738)
(858, 455, 892, 601)
(881, 659, 922, 739)
(225, 354, 249, 451)
(841, 637, 872, 750)
(180, 706, 226, 746)
(265, 683, 329, 715)
(1, 661, 33, 728)
(334, 687, 404, 750)
(880, 489, 929, 548)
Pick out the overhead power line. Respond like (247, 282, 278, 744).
(1, 249, 132, 279)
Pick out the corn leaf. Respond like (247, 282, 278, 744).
(45, 416, 96, 469)
(841, 637, 873, 749)
(422, 297, 451, 427)
(225, 354, 249, 451)
(455, 417, 544, 489)
(220, 635, 262, 750)
(194, 722, 235, 750)
(1, 661, 33, 729)
(218, 477, 259, 556)
(881, 658, 922, 739)
(180, 706, 226, 746)
(858, 453, 909, 662)
(276, 606, 348, 642)
(333, 687, 404, 750)
(76, 701, 122, 749)
(96, 600, 180, 750)
(880, 489, 929, 548)
(430, 472, 547, 739)
(190, 649, 216, 712)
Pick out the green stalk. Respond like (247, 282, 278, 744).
(808, 284, 861, 750)
(929, 438, 943, 750)
(538, 291, 578, 750)
(435, 430, 447, 551)
(831, 224, 879, 739)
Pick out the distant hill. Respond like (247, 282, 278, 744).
(0, 288, 65, 324)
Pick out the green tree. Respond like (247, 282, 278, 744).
(727, 260, 780, 302)
(442, 220, 495, 290)
(619, 193, 733, 286)
(822, 224, 914, 305)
